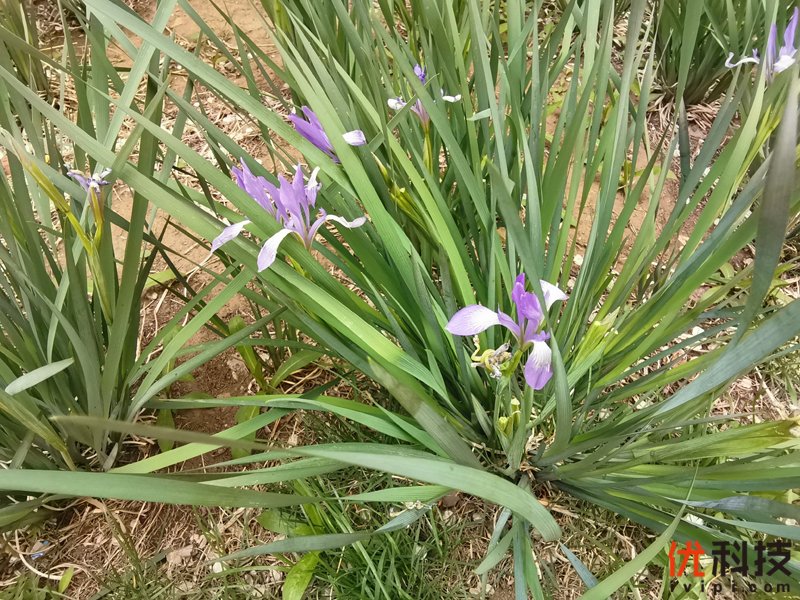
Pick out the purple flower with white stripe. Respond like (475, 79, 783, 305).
(68, 167, 111, 192)
(726, 8, 798, 78)
(289, 106, 366, 162)
(212, 161, 366, 272)
(446, 274, 567, 390)
(387, 64, 461, 125)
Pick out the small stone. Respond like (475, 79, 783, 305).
(166, 545, 193, 565)
(439, 492, 460, 508)
(211, 562, 223, 574)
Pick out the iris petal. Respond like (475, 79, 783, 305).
(257, 228, 295, 272)
(307, 212, 366, 246)
(784, 7, 799, 52)
(342, 130, 367, 146)
(497, 310, 521, 339)
(523, 341, 553, 390)
(724, 52, 760, 68)
(540, 280, 568, 309)
(211, 220, 251, 252)
(446, 305, 501, 336)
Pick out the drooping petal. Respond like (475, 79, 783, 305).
(387, 97, 407, 111)
(540, 280, 568, 309)
(67, 170, 90, 192)
(342, 130, 367, 146)
(211, 219, 251, 252)
(446, 305, 501, 336)
(496, 310, 521, 339)
(306, 211, 367, 245)
(724, 52, 760, 68)
(257, 228, 295, 272)
(523, 340, 553, 390)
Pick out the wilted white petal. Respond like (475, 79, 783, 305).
(446, 305, 501, 336)
(342, 130, 367, 146)
(725, 52, 759, 68)
(257, 228, 294, 272)
(523, 341, 553, 390)
(321, 214, 366, 229)
(307, 212, 366, 242)
(211, 219, 250, 252)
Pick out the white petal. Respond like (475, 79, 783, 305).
(342, 130, 367, 146)
(257, 228, 294, 271)
(211, 219, 250, 252)
(440, 90, 461, 102)
(774, 54, 796, 73)
(540, 280, 568, 309)
(725, 52, 759, 68)
(446, 305, 501, 336)
(306, 212, 366, 245)
(523, 341, 553, 390)
(387, 98, 406, 111)
(322, 214, 366, 229)
(308, 166, 321, 189)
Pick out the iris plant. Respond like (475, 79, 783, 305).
(212, 161, 366, 272)
(446, 275, 567, 390)
(387, 64, 461, 125)
(726, 7, 798, 78)
(289, 106, 366, 162)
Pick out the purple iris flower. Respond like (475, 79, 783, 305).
(387, 63, 461, 125)
(212, 161, 366, 272)
(446, 274, 567, 390)
(67, 168, 111, 192)
(726, 7, 798, 77)
(288, 106, 366, 162)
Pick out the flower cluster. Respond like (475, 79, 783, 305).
(212, 161, 365, 271)
(446, 275, 567, 390)
(726, 7, 798, 78)
(387, 64, 461, 125)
